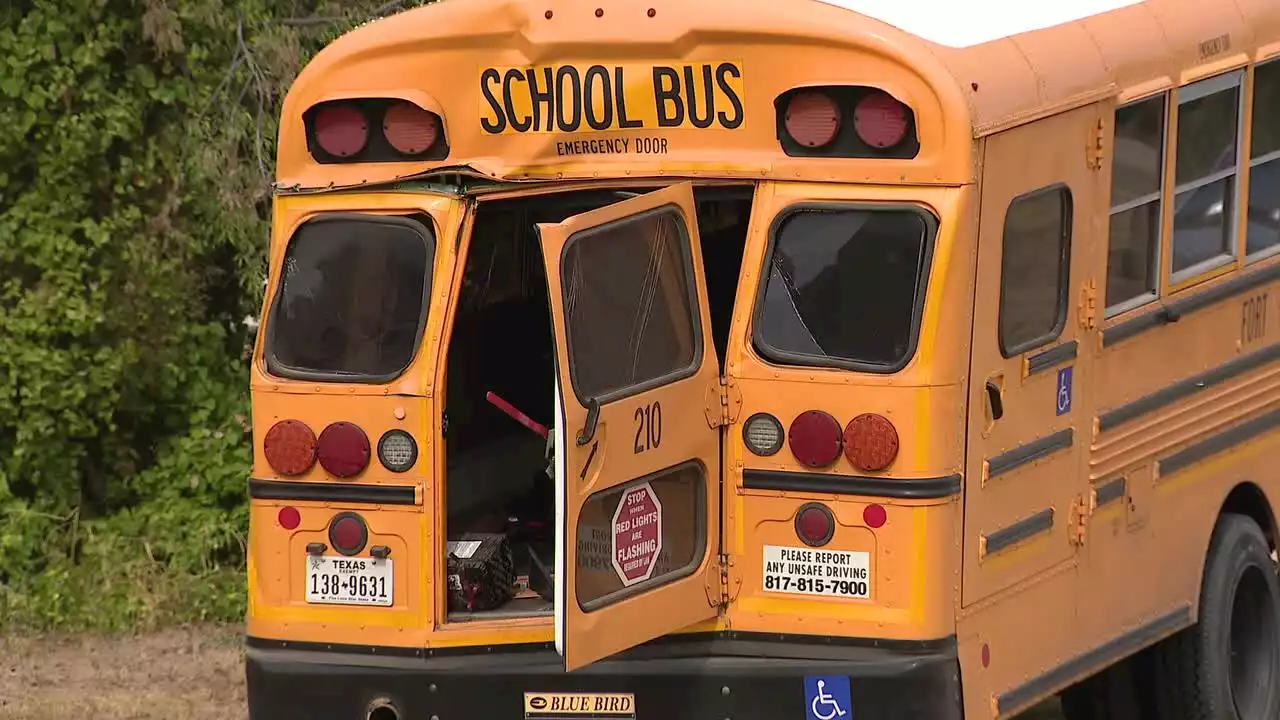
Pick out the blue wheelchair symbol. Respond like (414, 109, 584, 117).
(1056, 366, 1073, 416)
(805, 675, 852, 720)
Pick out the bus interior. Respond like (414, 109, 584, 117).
(441, 184, 753, 621)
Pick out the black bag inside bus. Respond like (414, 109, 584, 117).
(446, 533, 516, 612)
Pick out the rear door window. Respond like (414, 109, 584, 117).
(753, 205, 934, 372)
(266, 213, 434, 381)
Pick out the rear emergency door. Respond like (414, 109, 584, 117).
(537, 182, 723, 671)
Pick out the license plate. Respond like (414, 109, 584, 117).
(305, 555, 393, 607)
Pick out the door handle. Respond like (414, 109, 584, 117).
(985, 380, 1004, 421)
(577, 397, 600, 446)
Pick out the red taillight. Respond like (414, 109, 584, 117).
(784, 91, 841, 148)
(263, 420, 317, 476)
(795, 503, 835, 547)
(843, 413, 900, 471)
(277, 506, 301, 530)
(314, 103, 369, 157)
(317, 422, 371, 478)
(863, 503, 887, 529)
(383, 101, 440, 156)
(853, 90, 909, 148)
(788, 410, 844, 468)
(329, 512, 368, 556)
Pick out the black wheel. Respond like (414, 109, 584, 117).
(1060, 646, 1159, 720)
(1155, 513, 1280, 720)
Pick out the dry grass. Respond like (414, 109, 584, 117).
(0, 625, 246, 720)
(0, 625, 1064, 719)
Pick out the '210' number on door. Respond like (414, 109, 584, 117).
(634, 401, 663, 454)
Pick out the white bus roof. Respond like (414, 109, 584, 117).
(816, 0, 1144, 48)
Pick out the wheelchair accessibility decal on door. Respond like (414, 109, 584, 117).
(805, 676, 852, 720)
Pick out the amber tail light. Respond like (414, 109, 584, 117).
(263, 420, 317, 476)
(843, 413, 900, 471)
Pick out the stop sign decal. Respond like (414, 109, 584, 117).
(611, 482, 663, 586)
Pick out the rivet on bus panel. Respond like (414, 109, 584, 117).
(394, 407, 406, 420)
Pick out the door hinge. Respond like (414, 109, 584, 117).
(1079, 279, 1098, 331)
(706, 552, 741, 608)
(704, 377, 743, 429)
(1086, 116, 1106, 171)
(1069, 494, 1093, 547)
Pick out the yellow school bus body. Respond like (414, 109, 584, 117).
(245, 0, 1280, 718)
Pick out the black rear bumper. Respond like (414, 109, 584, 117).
(245, 633, 963, 720)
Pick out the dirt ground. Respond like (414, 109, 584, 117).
(0, 625, 246, 720)
(0, 625, 1064, 719)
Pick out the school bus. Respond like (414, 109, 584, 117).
(243, 0, 1280, 718)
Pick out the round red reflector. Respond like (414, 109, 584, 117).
(329, 512, 368, 556)
(795, 503, 835, 547)
(788, 410, 844, 468)
(863, 503, 887, 529)
(314, 103, 369, 157)
(784, 92, 842, 148)
(843, 413, 900, 471)
(263, 420, 317, 476)
(853, 90, 909, 149)
(317, 422, 371, 478)
(383, 101, 440, 156)
(277, 506, 301, 530)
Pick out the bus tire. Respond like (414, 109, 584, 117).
(1155, 513, 1280, 720)
(1059, 647, 1159, 720)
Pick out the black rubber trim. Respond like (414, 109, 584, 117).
(1095, 476, 1128, 507)
(248, 479, 418, 506)
(984, 508, 1054, 555)
(1102, 262, 1280, 347)
(987, 429, 1074, 479)
(1026, 340, 1078, 375)
(1158, 409, 1280, 478)
(742, 469, 962, 499)
(997, 606, 1192, 716)
(1098, 343, 1280, 432)
(244, 630, 957, 660)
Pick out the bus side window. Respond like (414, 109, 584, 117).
(1106, 93, 1167, 315)
(1170, 70, 1245, 279)
(1246, 59, 1280, 259)
(998, 185, 1074, 357)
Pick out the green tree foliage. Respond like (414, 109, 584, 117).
(0, 0, 419, 629)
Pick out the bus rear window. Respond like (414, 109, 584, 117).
(753, 206, 933, 372)
(266, 214, 433, 381)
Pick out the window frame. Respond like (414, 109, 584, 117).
(1168, 68, 1248, 285)
(1246, 57, 1280, 264)
(997, 183, 1075, 358)
(1105, 92, 1170, 318)
(557, 202, 706, 409)
(748, 201, 939, 375)
(263, 211, 437, 385)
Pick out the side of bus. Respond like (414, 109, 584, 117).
(957, 56, 1280, 717)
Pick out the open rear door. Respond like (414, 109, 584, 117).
(538, 182, 722, 671)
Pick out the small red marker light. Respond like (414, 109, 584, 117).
(863, 503, 887, 529)
(277, 506, 301, 530)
